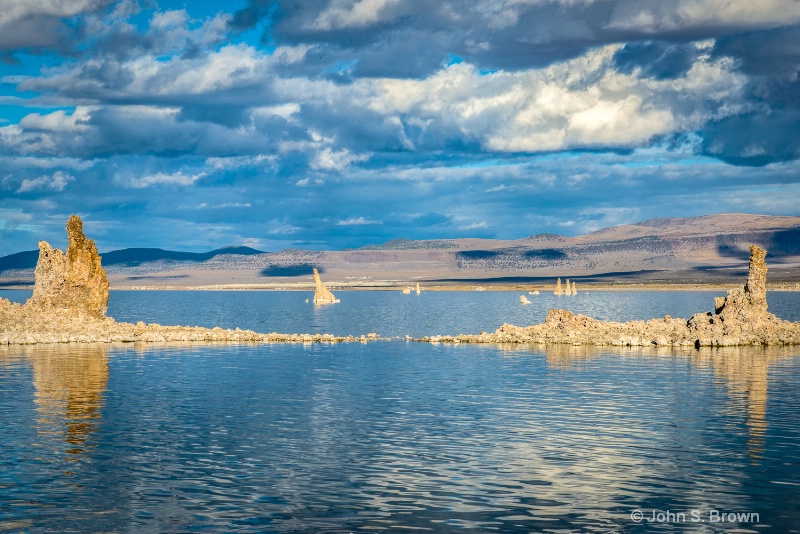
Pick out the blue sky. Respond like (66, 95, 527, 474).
(1, 0, 799, 255)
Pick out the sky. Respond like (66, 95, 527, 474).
(1, 0, 799, 255)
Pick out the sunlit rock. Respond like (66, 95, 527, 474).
(27, 216, 109, 318)
(312, 268, 340, 304)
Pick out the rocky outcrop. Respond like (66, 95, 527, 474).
(420, 245, 800, 347)
(572, 281, 577, 295)
(554, 278, 563, 296)
(520, 295, 530, 305)
(312, 268, 339, 304)
(0, 217, 363, 345)
(27, 216, 109, 318)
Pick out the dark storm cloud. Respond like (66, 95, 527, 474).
(232, 0, 800, 76)
(698, 25, 800, 164)
(613, 41, 700, 80)
(0, 0, 118, 55)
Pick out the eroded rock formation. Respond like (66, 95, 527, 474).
(27, 216, 109, 318)
(313, 268, 339, 304)
(0, 217, 360, 344)
(421, 245, 800, 347)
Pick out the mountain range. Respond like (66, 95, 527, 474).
(1, 213, 799, 288)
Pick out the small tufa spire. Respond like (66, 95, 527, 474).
(312, 268, 339, 304)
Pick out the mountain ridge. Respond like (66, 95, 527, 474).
(2, 213, 799, 287)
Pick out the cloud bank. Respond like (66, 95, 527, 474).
(0, 0, 799, 254)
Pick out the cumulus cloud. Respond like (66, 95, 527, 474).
(353, 43, 745, 153)
(16, 170, 75, 193)
(311, 0, 404, 30)
(310, 147, 370, 170)
(607, 0, 800, 33)
(128, 171, 206, 189)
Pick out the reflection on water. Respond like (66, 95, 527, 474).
(506, 344, 788, 465)
(691, 348, 772, 463)
(1, 341, 799, 532)
(21, 345, 108, 461)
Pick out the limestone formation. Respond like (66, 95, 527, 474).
(572, 281, 577, 295)
(554, 278, 563, 296)
(402, 287, 412, 294)
(520, 295, 531, 305)
(312, 268, 339, 304)
(27, 216, 109, 318)
(416, 282, 421, 295)
(420, 245, 800, 347)
(565, 279, 573, 295)
(0, 217, 363, 344)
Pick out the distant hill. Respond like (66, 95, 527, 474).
(2, 213, 799, 287)
(0, 245, 264, 272)
(0, 250, 40, 273)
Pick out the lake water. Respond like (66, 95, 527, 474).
(2, 290, 800, 532)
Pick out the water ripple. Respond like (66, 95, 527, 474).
(1, 300, 800, 531)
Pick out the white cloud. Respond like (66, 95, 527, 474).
(205, 154, 274, 170)
(16, 170, 75, 193)
(0, 156, 94, 170)
(354, 42, 746, 152)
(310, 147, 370, 171)
(336, 216, 382, 225)
(201, 202, 252, 208)
(128, 171, 206, 188)
(608, 0, 800, 32)
(19, 43, 307, 98)
(295, 177, 325, 187)
(459, 221, 491, 230)
(267, 221, 301, 234)
(311, 0, 402, 30)
(0, 208, 33, 231)
(0, 0, 99, 25)
(19, 107, 92, 133)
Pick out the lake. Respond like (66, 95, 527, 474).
(1, 289, 800, 532)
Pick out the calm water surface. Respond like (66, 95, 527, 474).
(1, 290, 800, 532)
(4, 288, 799, 337)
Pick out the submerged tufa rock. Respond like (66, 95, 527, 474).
(27, 215, 109, 318)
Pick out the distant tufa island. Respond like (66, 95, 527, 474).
(1, 213, 799, 289)
(422, 245, 800, 347)
(1, 216, 799, 346)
